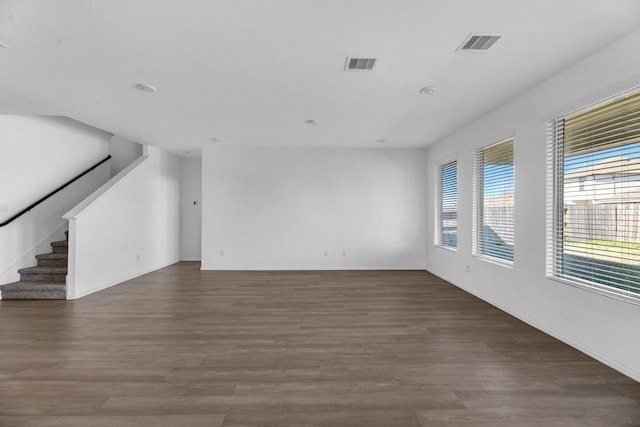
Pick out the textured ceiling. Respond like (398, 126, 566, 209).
(1, 0, 640, 155)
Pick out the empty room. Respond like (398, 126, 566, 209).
(1, 1, 640, 426)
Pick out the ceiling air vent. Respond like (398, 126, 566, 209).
(457, 33, 502, 51)
(345, 57, 378, 71)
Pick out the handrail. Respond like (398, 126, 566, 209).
(0, 155, 112, 228)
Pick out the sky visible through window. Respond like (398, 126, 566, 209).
(483, 164, 514, 198)
(441, 162, 457, 208)
(564, 141, 640, 172)
(481, 141, 640, 198)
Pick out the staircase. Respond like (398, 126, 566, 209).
(0, 231, 68, 300)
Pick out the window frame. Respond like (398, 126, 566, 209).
(473, 137, 515, 266)
(546, 86, 640, 304)
(435, 158, 458, 251)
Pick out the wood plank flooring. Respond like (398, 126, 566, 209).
(0, 262, 639, 426)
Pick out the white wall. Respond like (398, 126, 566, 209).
(180, 157, 202, 261)
(65, 145, 180, 299)
(0, 115, 111, 287)
(110, 135, 143, 177)
(202, 148, 427, 270)
(425, 28, 640, 380)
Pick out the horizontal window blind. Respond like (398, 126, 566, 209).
(549, 88, 640, 298)
(475, 138, 514, 263)
(439, 161, 457, 248)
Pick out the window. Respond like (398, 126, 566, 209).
(474, 138, 514, 263)
(436, 160, 457, 249)
(548, 88, 640, 299)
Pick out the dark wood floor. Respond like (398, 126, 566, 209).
(0, 262, 639, 426)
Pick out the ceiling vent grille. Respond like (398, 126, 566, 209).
(345, 57, 378, 71)
(457, 33, 502, 51)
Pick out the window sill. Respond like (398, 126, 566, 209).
(474, 254, 514, 269)
(548, 275, 640, 306)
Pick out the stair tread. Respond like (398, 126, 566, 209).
(35, 253, 68, 259)
(1, 281, 66, 291)
(18, 266, 67, 274)
(2, 232, 69, 299)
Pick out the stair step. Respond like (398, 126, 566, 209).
(35, 253, 68, 267)
(51, 240, 68, 254)
(18, 266, 67, 282)
(0, 281, 66, 300)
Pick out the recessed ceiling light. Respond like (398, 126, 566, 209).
(0, 42, 9, 49)
(135, 83, 156, 93)
(305, 119, 320, 126)
(419, 86, 437, 95)
(376, 138, 387, 143)
(209, 138, 221, 142)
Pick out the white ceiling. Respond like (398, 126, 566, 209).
(1, 0, 640, 155)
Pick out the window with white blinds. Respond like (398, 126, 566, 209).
(437, 160, 457, 249)
(474, 138, 514, 263)
(547, 88, 640, 299)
